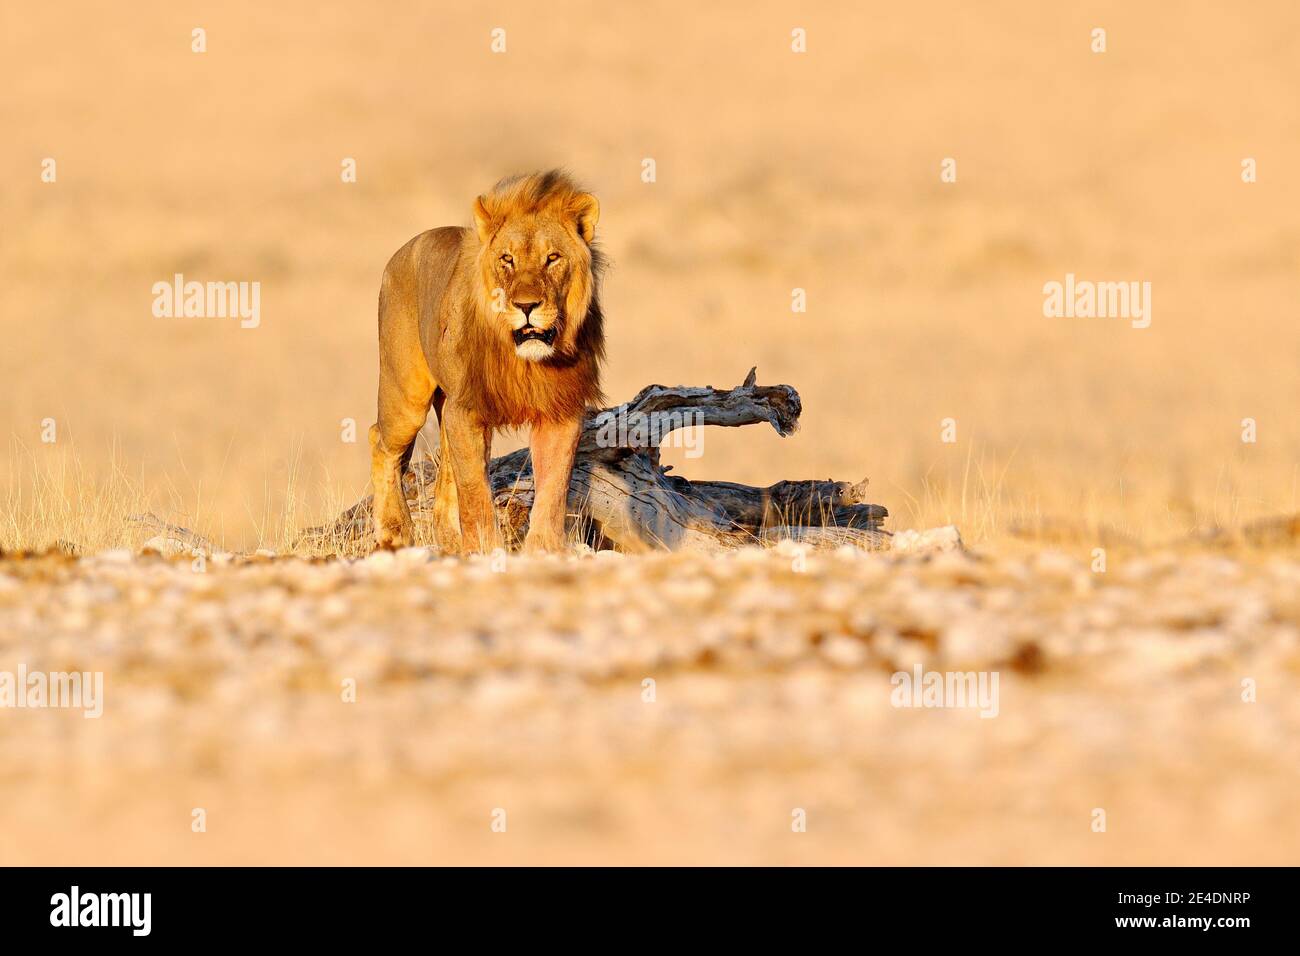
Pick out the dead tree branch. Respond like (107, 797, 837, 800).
(299, 368, 888, 553)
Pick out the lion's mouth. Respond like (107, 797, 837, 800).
(512, 325, 556, 347)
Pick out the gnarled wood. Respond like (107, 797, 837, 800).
(298, 369, 889, 553)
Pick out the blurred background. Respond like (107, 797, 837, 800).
(2, 0, 1299, 870)
(3, 0, 1298, 550)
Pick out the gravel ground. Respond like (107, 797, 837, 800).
(2, 539, 1298, 865)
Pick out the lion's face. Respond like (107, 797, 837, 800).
(474, 186, 600, 363)
(486, 218, 582, 361)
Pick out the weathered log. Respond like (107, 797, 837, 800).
(298, 369, 889, 553)
(128, 512, 216, 553)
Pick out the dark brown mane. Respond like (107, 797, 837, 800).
(460, 306, 604, 426)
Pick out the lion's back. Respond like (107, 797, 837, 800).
(378, 226, 472, 370)
(382, 226, 469, 298)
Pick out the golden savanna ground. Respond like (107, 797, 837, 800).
(1, 2, 1298, 864)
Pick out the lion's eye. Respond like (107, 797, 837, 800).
(546, 252, 561, 264)
(499, 253, 514, 266)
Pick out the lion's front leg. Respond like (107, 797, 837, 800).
(431, 413, 461, 553)
(370, 423, 416, 550)
(524, 416, 582, 554)
(440, 402, 500, 554)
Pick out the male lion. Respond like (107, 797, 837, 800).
(369, 170, 605, 553)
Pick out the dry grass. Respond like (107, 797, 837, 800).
(4, 1, 1300, 866)
(5, 435, 1293, 557)
(2, 439, 155, 554)
(4, 1, 1299, 556)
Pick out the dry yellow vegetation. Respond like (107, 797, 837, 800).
(2, 1, 1298, 865)
(4, 1, 1298, 552)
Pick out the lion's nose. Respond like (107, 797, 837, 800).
(513, 301, 541, 319)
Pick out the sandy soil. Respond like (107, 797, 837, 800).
(3, 540, 1297, 865)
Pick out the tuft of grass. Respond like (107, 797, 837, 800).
(1, 438, 157, 554)
(5, 433, 1298, 559)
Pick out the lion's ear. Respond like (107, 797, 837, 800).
(472, 195, 496, 244)
(573, 193, 599, 244)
